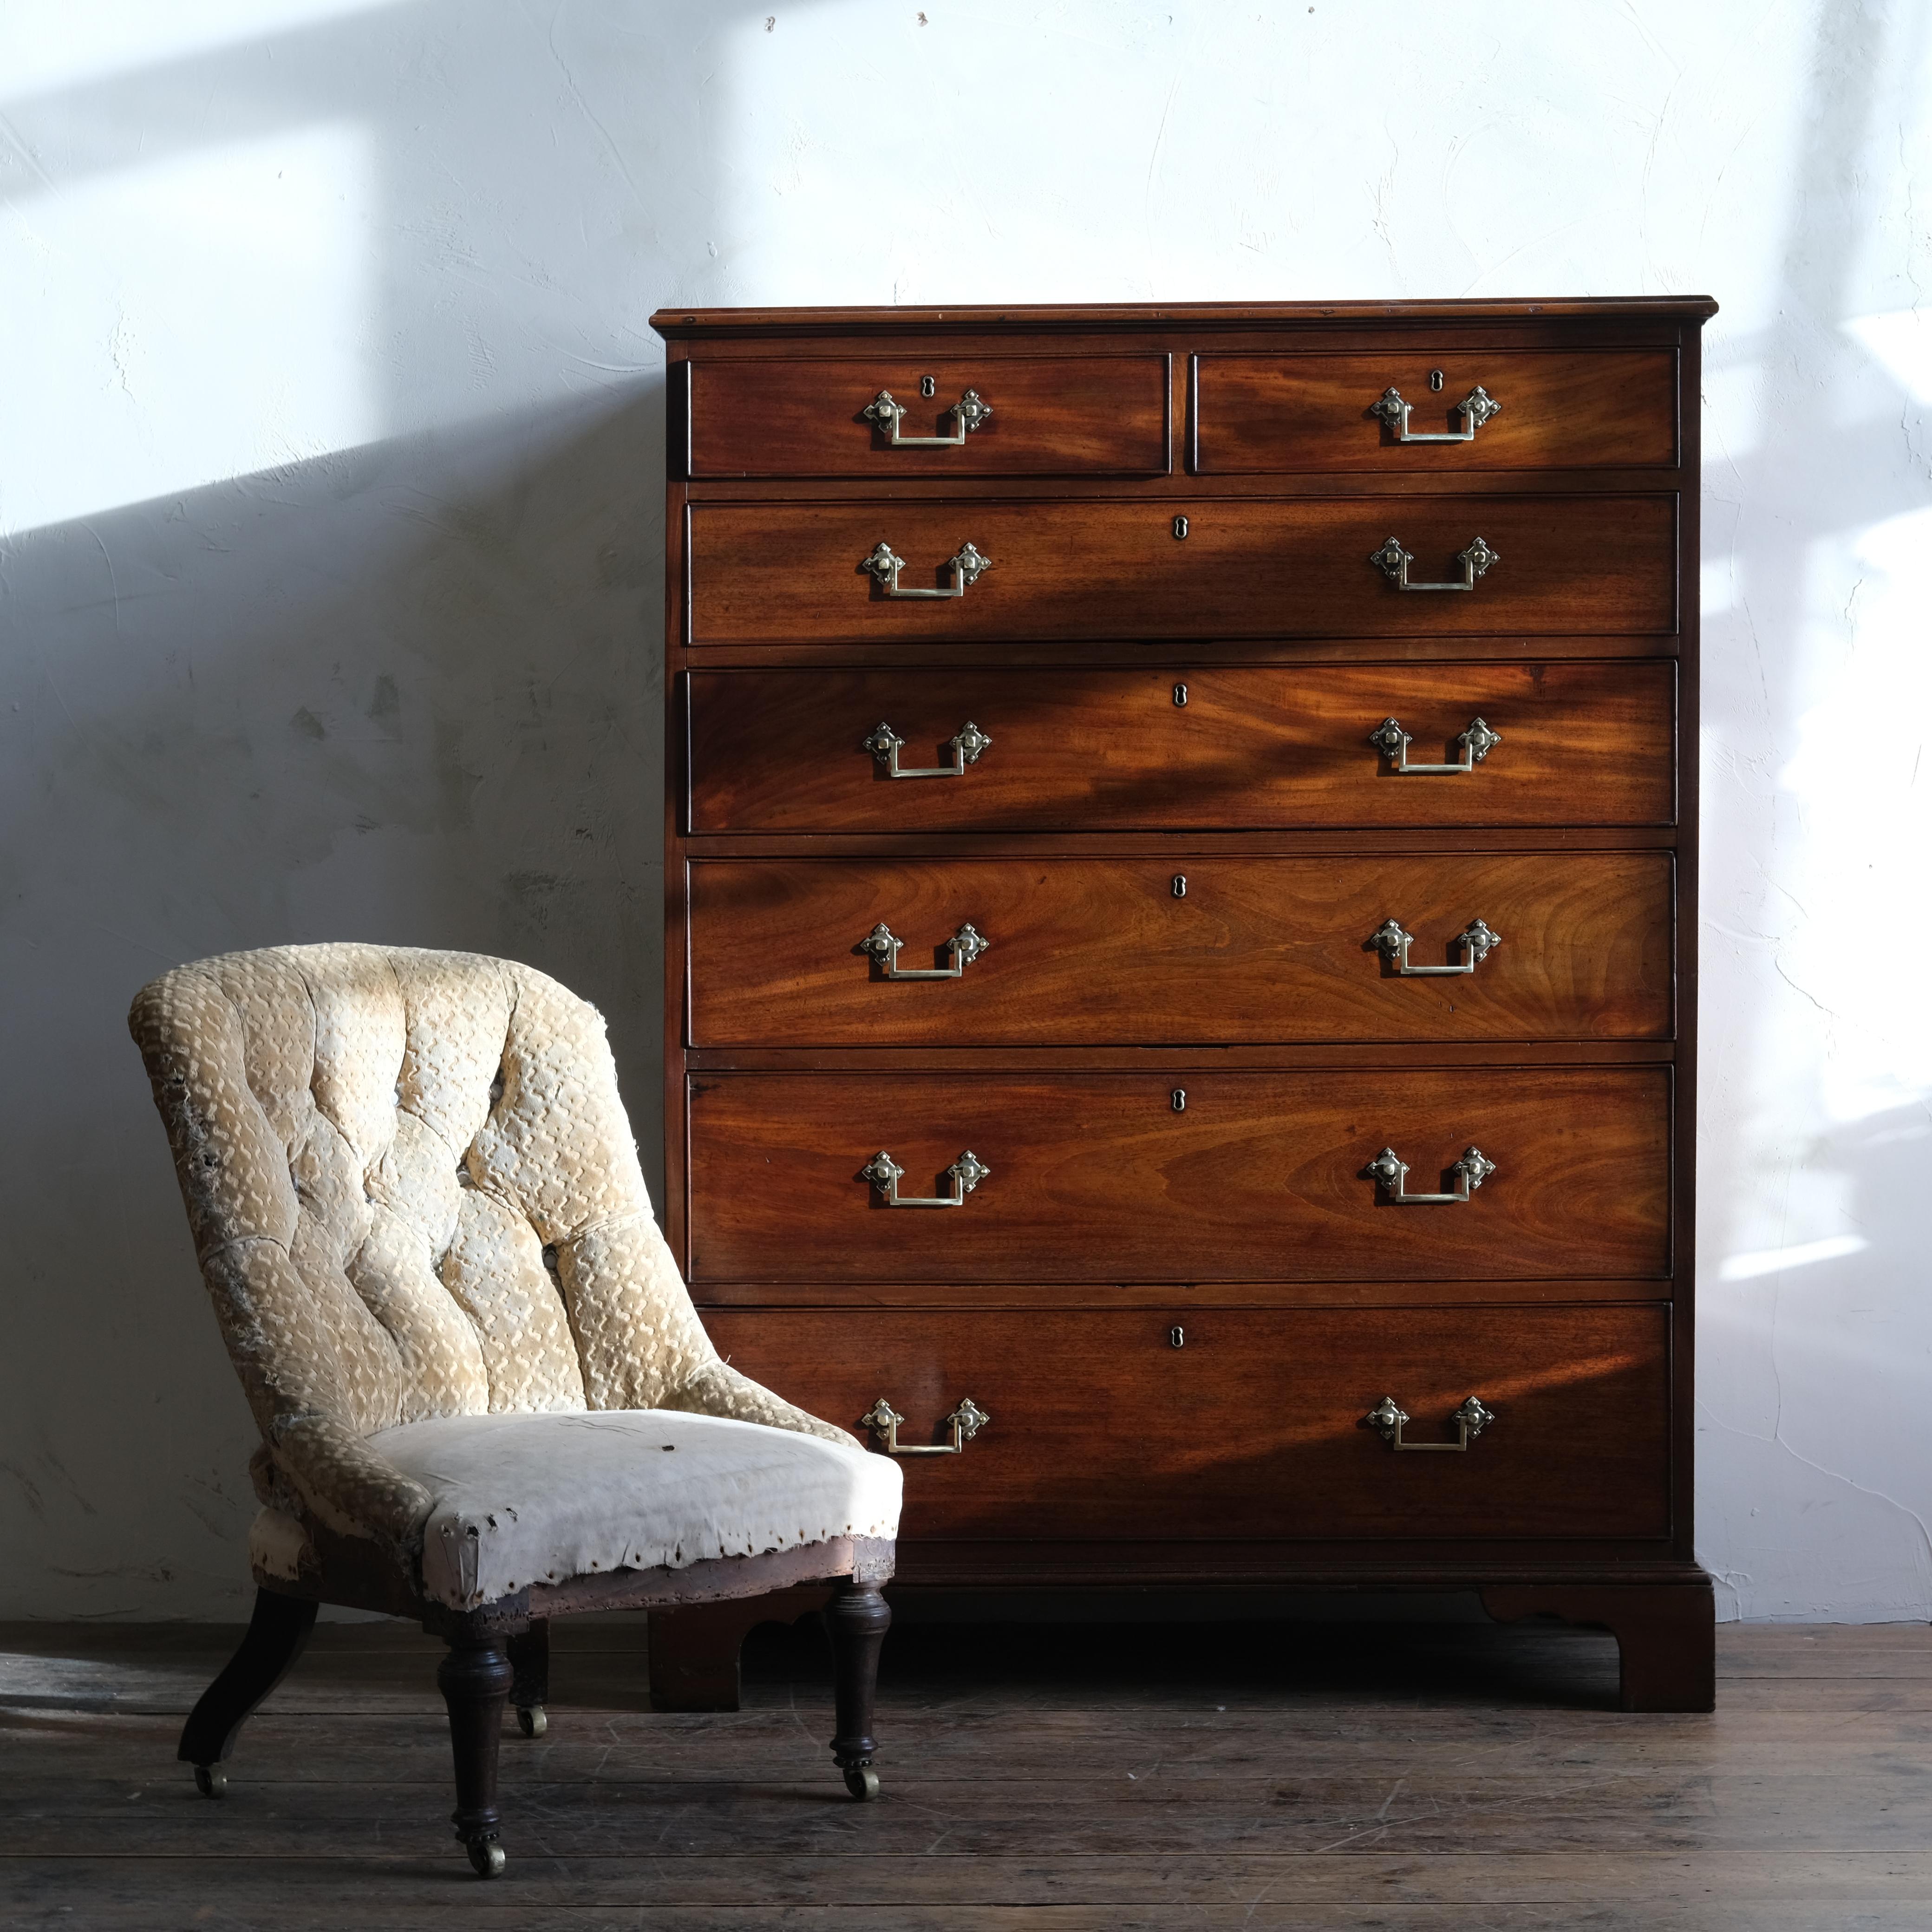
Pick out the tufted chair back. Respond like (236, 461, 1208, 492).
(131, 944, 842, 1550)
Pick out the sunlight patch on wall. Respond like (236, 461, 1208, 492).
(0, 124, 374, 536)
(1776, 502, 1932, 1126)
(1845, 308, 1932, 405)
(1719, 1235, 1869, 1282)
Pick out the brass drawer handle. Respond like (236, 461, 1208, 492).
(862, 1149, 990, 1208)
(1370, 918, 1502, 977)
(1369, 715, 1502, 773)
(1368, 534, 1499, 592)
(1369, 384, 1501, 444)
(862, 1395, 990, 1456)
(1365, 1144, 1495, 1204)
(862, 541, 989, 599)
(861, 539, 992, 599)
(862, 386, 992, 447)
(864, 719, 991, 778)
(1364, 1394, 1496, 1451)
(860, 921, 989, 980)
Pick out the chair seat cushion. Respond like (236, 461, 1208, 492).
(368, 1410, 903, 1610)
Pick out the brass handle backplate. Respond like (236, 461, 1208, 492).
(862, 387, 992, 447)
(1369, 715, 1503, 774)
(1368, 384, 1502, 444)
(1368, 535, 1499, 592)
(1370, 918, 1502, 977)
(862, 1149, 990, 1208)
(859, 921, 989, 980)
(863, 1396, 990, 1455)
(1365, 1144, 1495, 1205)
(864, 719, 992, 778)
(1364, 1394, 1496, 1451)
(860, 540, 992, 599)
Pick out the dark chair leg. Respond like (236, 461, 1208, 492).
(825, 1578, 890, 1800)
(177, 1587, 319, 1796)
(506, 1618, 549, 1736)
(437, 1632, 513, 1878)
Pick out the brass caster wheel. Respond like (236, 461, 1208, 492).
(465, 1837, 507, 1879)
(193, 1764, 227, 1799)
(516, 1704, 546, 1738)
(842, 1763, 880, 1801)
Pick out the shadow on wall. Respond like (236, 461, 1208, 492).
(0, 395, 666, 1617)
(0, 0, 796, 1616)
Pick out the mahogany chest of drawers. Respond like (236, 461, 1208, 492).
(650, 298, 1717, 1710)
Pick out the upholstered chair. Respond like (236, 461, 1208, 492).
(130, 944, 900, 1877)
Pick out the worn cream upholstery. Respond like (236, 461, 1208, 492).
(131, 944, 899, 1610)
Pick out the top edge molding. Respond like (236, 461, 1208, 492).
(650, 296, 1719, 338)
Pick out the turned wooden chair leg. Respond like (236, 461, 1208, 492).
(437, 1632, 513, 1877)
(826, 1578, 890, 1801)
(177, 1587, 319, 1796)
(506, 1619, 549, 1737)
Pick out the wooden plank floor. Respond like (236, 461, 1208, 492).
(3, 1612, 1931, 1929)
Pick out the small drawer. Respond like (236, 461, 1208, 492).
(686, 853, 1674, 1047)
(685, 354, 1171, 477)
(699, 1305, 1672, 1543)
(685, 661, 1677, 833)
(685, 1067, 1671, 1285)
(684, 495, 1677, 645)
(1193, 350, 1678, 471)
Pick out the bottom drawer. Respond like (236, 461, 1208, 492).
(704, 1305, 1670, 1543)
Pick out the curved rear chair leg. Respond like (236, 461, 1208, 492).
(437, 1633, 512, 1877)
(826, 1578, 890, 1800)
(506, 1619, 549, 1737)
(177, 1587, 319, 1796)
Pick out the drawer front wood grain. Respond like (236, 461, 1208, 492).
(700, 1305, 1672, 1542)
(686, 661, 1676, 832)
(685, 496, 1677, 645)
(688, 354, 1171, 477)
(686, 1068, 1671, 1284)
(687, 853, 1674, 1046)
(1193, 350, 1678, 471)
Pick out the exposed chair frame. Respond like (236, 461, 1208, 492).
(179, 1532, 894, 1876)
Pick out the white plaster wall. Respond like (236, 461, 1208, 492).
(1, 0, 1925, 1620)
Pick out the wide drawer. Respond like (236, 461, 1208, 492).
(687, 354, 1171, 477)
(1193, 351, 1678, 471)
(686, 853, 1674, 1046)
(699, 1305, 1672, 1542)
(686, 662, 1676, 832)
(685, 1068, 1670, 1283)
(684, 496, 1677, 644)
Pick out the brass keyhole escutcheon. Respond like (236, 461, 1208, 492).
(1429, 368, 1445, 391)
(1172, 515, 1188, 539)
(1173, 682, 1188, 707)
(1168, 1325, 1185, 1349)
(1172, 1088, 1187, 1112)
(1172, 875, 1187, 897)
(920, 373, 937, 398)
